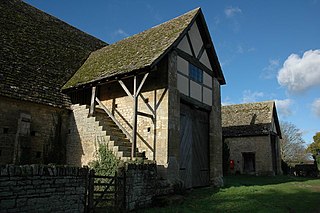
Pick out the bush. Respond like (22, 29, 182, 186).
(89, 143, 120, 176)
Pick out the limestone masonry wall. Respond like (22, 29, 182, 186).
(225, 135, 274, 175)
(123, 163, 173, 211)
(0, 164, 87, 213)
(0, 96, 69, 165)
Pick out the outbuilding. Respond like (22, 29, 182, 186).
(222, 101, 282, 175)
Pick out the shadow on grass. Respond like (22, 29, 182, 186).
(223, 175, 319, 188)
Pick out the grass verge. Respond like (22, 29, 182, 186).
(144, 175, 320, 213)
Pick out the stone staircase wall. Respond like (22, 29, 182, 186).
(66, 104, 134, 167)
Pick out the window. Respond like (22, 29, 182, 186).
(189, 63, 203, 83)
(3, 128, 9, 134)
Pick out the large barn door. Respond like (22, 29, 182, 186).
(180, 103, 209, 188)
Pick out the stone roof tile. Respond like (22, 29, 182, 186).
(63, 8, 200, 90)
(0, 0, 106, 107)
(222, 101, 276, 137)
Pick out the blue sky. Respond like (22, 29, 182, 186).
(25, 0, 320, 145)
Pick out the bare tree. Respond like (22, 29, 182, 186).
(280, 121, 307, 164)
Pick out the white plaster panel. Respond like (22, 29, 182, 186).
(177, 56, 189, 76)
(200, 51, 213, 71)
(177, 36, 192, 56)
(190, 80, 202, 102)
(177, 73, 189, 96)
(203, 72, 212, 88)
(189, 22, 203, 57)
(203, 87, 212, 106)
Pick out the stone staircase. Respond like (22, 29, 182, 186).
(71, 104, 144, 161)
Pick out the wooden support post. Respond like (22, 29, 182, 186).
(89, 86, 96, 117)
(132, 76, 138, 159)
(117, 73, 149, 160)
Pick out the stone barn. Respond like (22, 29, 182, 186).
(63, 8, 226, 187)
(1, 0, 226, 187)
(0, 0, 106, 165)
(222, 101, 282, 175)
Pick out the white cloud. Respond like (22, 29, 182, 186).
(222, 96, 234, 106)
(236, 45, 255, 54)
(277, 49, 320, 92)
(113, 28, 129, 38)
(236, 45, 244, 54)
(224, 7, 242, 18)
(312, 98, 320, 117)
(241, 90, 264, 103)
(275, 99, 293, 117)
(261, 59, 280, 79)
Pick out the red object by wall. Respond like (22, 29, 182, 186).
(230, 160, 235, 170)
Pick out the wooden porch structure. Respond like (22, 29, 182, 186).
(88, 73, 149, 159)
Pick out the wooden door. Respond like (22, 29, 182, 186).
(180, 103, 209, 188)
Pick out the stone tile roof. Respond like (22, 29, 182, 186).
(222, 101, 280, 137)
(63, 8, 201, 90)
(0, 0, 106, 107)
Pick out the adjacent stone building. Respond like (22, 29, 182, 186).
(222, 101, 282, 176)
(0, 0, 106, 164)
(1, 0, 226, 187)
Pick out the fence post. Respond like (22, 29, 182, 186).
(115, 171, 118, 209)
(87, 169, 95, 212)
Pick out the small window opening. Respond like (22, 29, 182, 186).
(3, 128, 9, 134)
(36, 152, 41, 158)
(144, 98, 149, 104)
(114, 104, 118, 108)
(189, 63, 203, 83)
(147, 127, 151, 132)
(68, 129, 71, 134)
(0, 150, 2, 156)
(31, 131, 36, 136)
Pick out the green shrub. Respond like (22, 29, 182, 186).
(89, 143, 120, 176)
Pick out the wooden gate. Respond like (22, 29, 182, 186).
(179, 103, 210, 188)
(86, 170, 125, 212)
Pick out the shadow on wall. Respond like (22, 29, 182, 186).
(66, 112, 84, 167)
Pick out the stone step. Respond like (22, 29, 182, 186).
(112, 145, 131, 153)
(108, 140, 131, 148)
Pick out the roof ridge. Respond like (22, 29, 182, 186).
(223, 100, 275, 108)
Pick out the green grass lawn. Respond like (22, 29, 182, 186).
(144, 176, 320, 213)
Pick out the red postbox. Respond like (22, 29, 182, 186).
(230, 160, 235, 170)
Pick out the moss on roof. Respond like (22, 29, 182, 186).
(63, 8, 200, 90)
(0, 0, 106, 107)
(222, 101, 275, 127)
(221, 101, 278, 137)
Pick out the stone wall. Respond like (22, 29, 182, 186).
(123, 162, 173, 211)
(210, 78, 224, 186)
(0, 96, 69, 165)
(224, 135, 275, 175)
(0, 164, 88, 213)
(66, 104, 109, 166)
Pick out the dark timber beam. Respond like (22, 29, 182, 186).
(117, 73, 149, 159)
(89, 86, 96, 117)
(132, 75, 138, 159)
